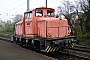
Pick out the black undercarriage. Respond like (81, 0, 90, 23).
(11, 35, 79, 52)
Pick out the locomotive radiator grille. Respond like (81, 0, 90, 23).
(45, 46, 59, 52)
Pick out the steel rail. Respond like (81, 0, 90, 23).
(59, 49, 90, 60)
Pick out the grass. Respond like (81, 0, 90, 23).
(79, 39, 90, 48)
(77, 33, 90, 48)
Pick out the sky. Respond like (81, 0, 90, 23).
(0, 0, 76, 21)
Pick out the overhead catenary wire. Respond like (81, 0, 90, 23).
(0, 0, 61, 21)
(1, 0, 18, 12)
(2, 0, 60, 14)
(6, 0, 59, 13)
(1, 2, 26, 16)
(7, 2, 26, 12)
(1, 0, 60, 17)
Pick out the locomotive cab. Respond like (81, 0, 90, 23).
(35, 7, 55, 18)
(22, 7, 56, 38)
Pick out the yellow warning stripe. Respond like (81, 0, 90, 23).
(53, 47, 56, 51)
(69, 44, 71, 48)
(46, 46, 49, 51)
(56, 47, 58, 51)
(46, 46, 59, 52)
(71, 43, 74, 48)
(55, 47, 57, 51)
(47, 46, 51, 52)
(50, 47, 54, 52)
(72, 43, 75, 46)
(71, 45, 74, 48)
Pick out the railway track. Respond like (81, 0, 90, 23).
(71, 45, 90, 53)
(0, 33, 90, 60)
(60, 47, 90, 60)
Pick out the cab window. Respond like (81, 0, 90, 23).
(26, 11, 32, 19)
(35, 10, 43, 16)
(47, 10, 54, 17)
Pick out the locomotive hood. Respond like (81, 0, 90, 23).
(37, 17, 67, 21)
(37, 17, 69, 38)
(37, 17, 68, 26)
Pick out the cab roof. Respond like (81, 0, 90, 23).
(24, 7, 55, 13)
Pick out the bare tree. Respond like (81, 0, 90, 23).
(78, 0, 90, 33)
(57, 0, 77, 36)
(13, 14, 23, 23)
(74, 1, 84, 33)
(57, 0, 90, 35)
(57, 0, 75, 25)
(12, 14, 23, 33)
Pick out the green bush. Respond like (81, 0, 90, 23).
(0, 25, 14, 34)
(77, 33, 90, 39)
(77, 33, 90, 48)
(79, 39, 90, 48)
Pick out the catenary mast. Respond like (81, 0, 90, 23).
(27, 0, 30, 11)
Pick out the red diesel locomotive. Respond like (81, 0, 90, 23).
(11, 7, 78, 52)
